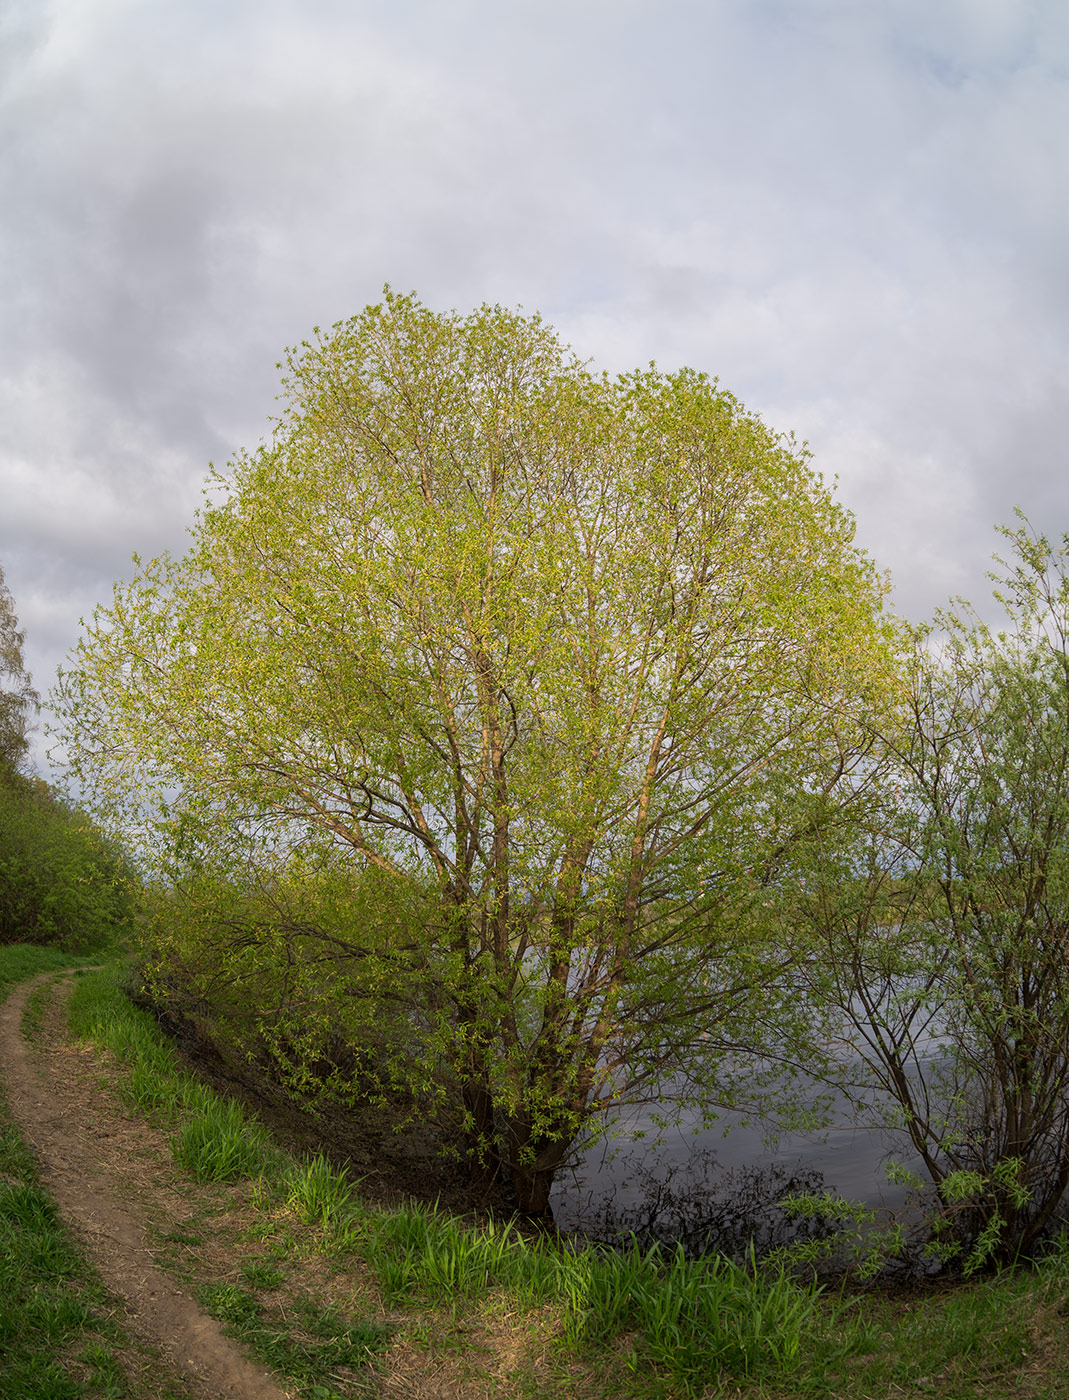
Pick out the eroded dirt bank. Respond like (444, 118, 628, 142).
(0, 971, 291, 1400)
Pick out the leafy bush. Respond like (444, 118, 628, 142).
(0, 771, 133, 951)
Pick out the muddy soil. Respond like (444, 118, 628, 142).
(143, 991, 502, 1221)
(0, 971, 292, 1400)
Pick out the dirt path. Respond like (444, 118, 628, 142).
(0, 971, 292, 1400)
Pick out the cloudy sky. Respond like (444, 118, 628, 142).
(2, 0, 1068, 773)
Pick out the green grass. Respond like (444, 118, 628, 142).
(286, 1152, 360, 1227)
(197, 1283, 391, 1398)
(0, 942, 96, 999)
(359, 1201, 560, 1305)
(67, 965, 281, 1183)
(60, 954, 1069, 1400)
(240, 1258, 285, 1290)
(171, 1100, 276, 1183)
(351, 1201, 844, 1392)
(0, 945, 151, 1399)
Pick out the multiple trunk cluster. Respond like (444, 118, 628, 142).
(73, 293, 1069, 1247)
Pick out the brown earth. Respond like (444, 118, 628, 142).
(142, 990, 499, 1222)
(0, 970, 292, 1400)
(0, 970, 543, 1400)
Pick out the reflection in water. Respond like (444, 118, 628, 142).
(557, 1147, 838, 1260)
(551, 1079, 924, 1242)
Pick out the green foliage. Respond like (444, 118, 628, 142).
(58, 289, 896, 1212)
(770, 1191, 908, 1280)
(796, 515, 1069, 1268)
(923, 1159, 1034, 1275)
(0, 561, 38, 775)
(0, 772, 134, 952)
(0, 568, 127, 954)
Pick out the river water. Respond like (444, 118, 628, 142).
(543, 965, 944, 1242)
(550, 1072, 925, 1239)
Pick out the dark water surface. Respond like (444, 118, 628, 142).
(550, 1080, 923, 1238)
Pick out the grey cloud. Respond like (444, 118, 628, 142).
(2, 0, 1069, 776)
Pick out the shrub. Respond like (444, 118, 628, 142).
(0, 772, 133, 951)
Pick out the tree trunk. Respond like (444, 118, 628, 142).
(506, 1117, 572, 1220)
(462, 1077, 501, 1192)
(509, 1159, 557, 1220)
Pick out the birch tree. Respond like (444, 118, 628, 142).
(0, 563, 38, 774)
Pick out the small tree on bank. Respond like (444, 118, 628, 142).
(798, 519, 1069, 1267)
(58, 291, 895, 1214)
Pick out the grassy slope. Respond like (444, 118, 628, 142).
(2, 943, 1067, 1400)
(60, 957, 1069, 1400)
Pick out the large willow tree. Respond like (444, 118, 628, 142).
(59, 291, 894, 1214)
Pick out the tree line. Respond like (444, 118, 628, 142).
(0, 565, 131, 951)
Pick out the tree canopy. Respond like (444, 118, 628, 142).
(58, 290, 896, 1213)
(0, 560, 129, 952)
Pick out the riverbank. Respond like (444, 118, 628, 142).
(5, 945, 1069, 1399)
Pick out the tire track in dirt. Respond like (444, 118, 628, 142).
(0, 971, 292, 1400)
